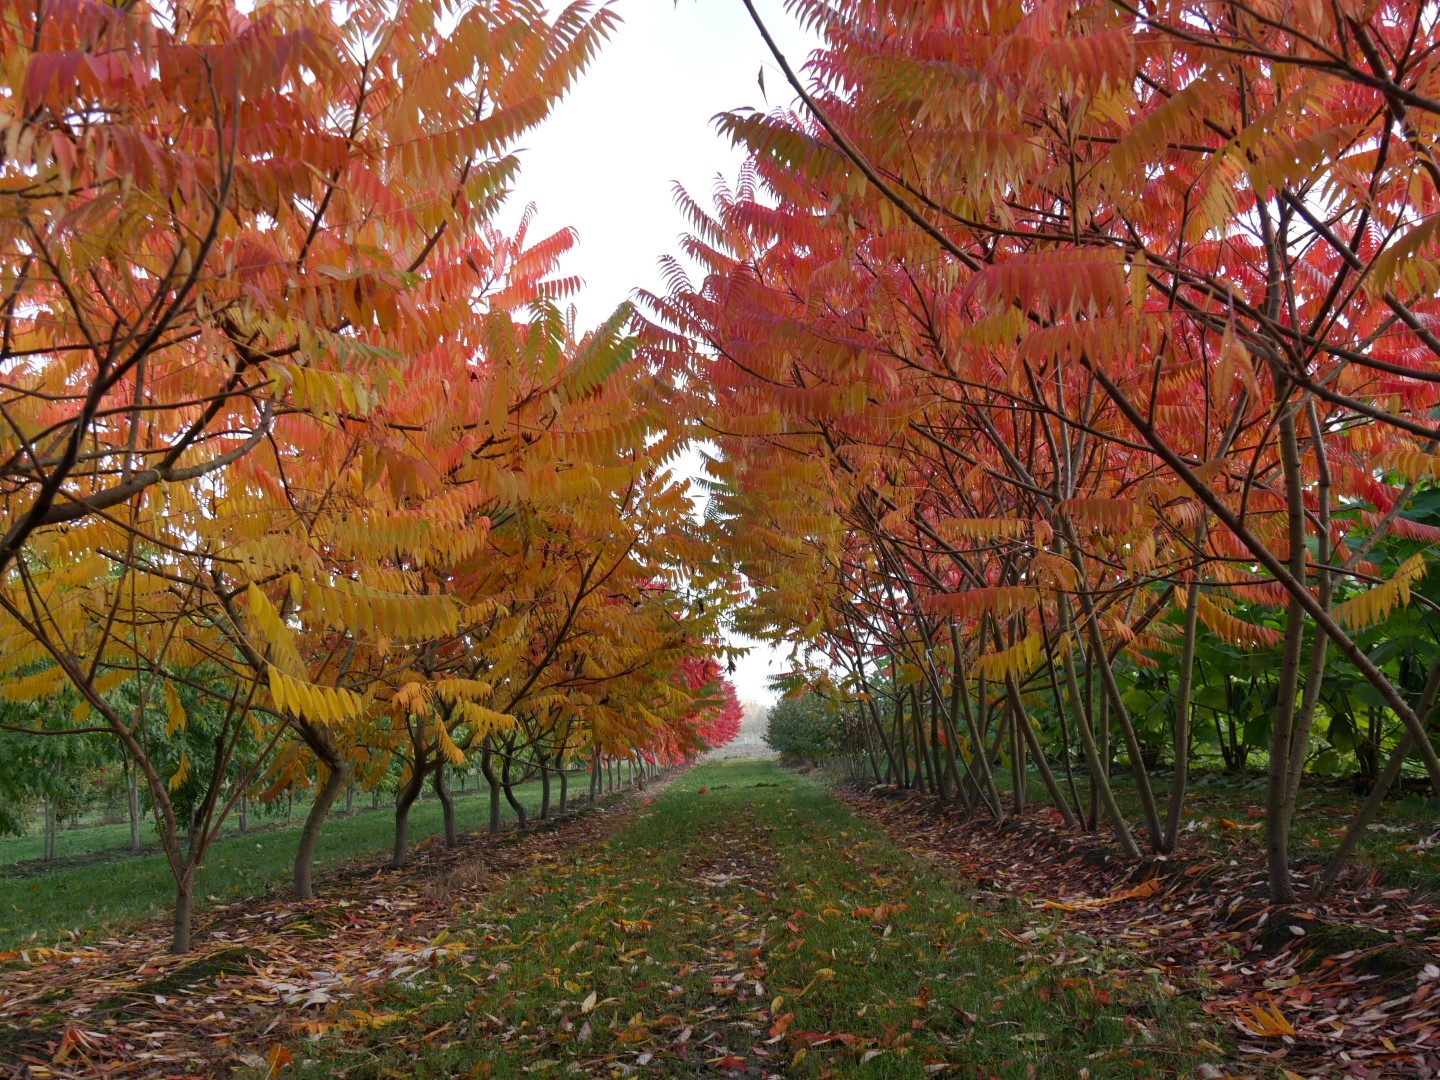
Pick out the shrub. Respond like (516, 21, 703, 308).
(764, 693, 848, 765)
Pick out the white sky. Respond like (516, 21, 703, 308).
(499, 0, 819, 705)
(503, 0, 814, 329)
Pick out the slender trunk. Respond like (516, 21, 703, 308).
(126, 757, 142, 851)
(172, 875, 194, 954)
(1286, 403, 1334, 812)
(539, 752, 552, 819)
(295, 760, 349, 897)
(1163, 564, 1203, 852)
(863, 718, 884, 784)
(1084, 648, 1100, 828)
(929, 688, 951, 800)
(502, 752, 527, 828)
(345, 782, 355, 815)
(951, 627, 1003, 816)
(1057, 597, 1140, 856)
(44, 794, 57, 862)
(433, 768, 457, 847)
(895, 693, 911, 788)
(1266, 411, 1310, 904)
(590, 751, 600, 801)
(910, 689, 932, 794)
(481, 743, 502, 835)
(238, 792, 248, 834)
(1076, 591, 1163, 849)
(1006, 672, 1077, 827)
(1042, 641, 1085, 824)
(864, 694, 900, 783)
(1010, 690, 1025, 813)
(391, 768, 425, 868)
(559, 764, 569, 814)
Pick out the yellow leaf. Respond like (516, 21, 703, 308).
(164, 682, 187, 737)
(168, 751, 191, 792)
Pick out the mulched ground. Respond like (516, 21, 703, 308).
(838, 785, 1440, 1080)
(0, 778, 676, 1079)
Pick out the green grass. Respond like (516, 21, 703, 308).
(0, 777, 531, 867)
(0, 774, 576, 951)
(3, 815, 162, 866)
(277, 760, 1218, 1078)
(0, 796, 327, 867)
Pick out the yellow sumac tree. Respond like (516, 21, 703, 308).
(0, 0, 635, 950)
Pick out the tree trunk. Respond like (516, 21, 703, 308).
(1042, 640, 1084, 825)
(295, 760, 349, 898)
(43, 794, 57, 862)
(126, 758, 142, 851)
(1077, 592, 1164, 849)
(172, 876, 194, 954)
(1266, 410, 1310, 904)
(238, 792, 248, 834)
(1163, 565, 1203, 853)
(433, 768, 457, 847)
(502, 752, 527, 828)
(539, 752, 552, 819)
(482, 743, 502, 834)
(391, 768, 425, 868)
(912, 688, 934, 795)
(559, 764, 569, 814)
(1010, 694, 1025, 813)
(895, 693, 910, 788)
(345, 782, 355, 815)
(1057, 597, 1140, 856)
(951, 628, 1003, 817)
(1006, 672, 1076, 827)
(928, 688, 947, 800)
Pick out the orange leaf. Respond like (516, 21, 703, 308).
(267, 1044, 294, 1076)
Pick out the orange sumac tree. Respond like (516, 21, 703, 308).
(649, 0, 1440, 903)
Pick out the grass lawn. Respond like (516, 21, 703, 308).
(276, 759, 1217, 1078)
(0, 776, 540, 867)
(0, 773, 580, 951)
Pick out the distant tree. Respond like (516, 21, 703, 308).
(764, 692, 847, 766)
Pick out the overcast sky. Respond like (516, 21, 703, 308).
(502, 0, 813, 328)
(499, 0, 819, 705)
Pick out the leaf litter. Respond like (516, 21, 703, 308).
(840, 785, 1440, 1079)
(0, 784, 667, 1079)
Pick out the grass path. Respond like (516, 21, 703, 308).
(285, 759, 1216, 1078)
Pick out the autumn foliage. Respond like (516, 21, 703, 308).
(0, 0, 736, 951)
(4, 0, 1438, 999)
(644, 0, 1440, 905)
